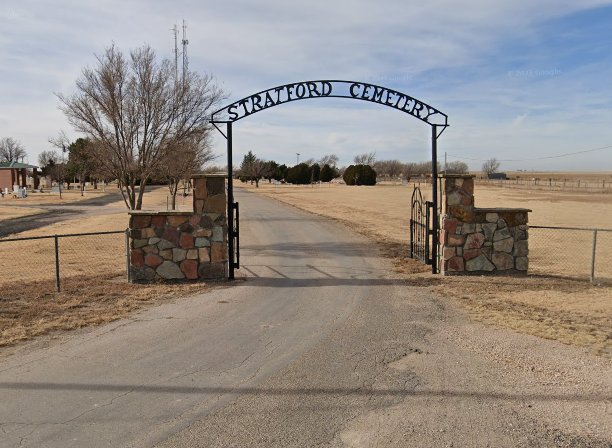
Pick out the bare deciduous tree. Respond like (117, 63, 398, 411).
(353, 151, 376, 165)
(244, 158, 271, 188)
(38, 145, 67, 198)
(38, 150, 60, 168)
(156, 137, 217, 209)
(482, 158, 501, 177)
(0, 137, 27, 163)
(318, 154, 339, 167)
(445, 160, 469, 174)
(374, 159, 404, 182)
(58, 44, 224, 210)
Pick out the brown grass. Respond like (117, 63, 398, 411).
(0, 187, 114, 207)
(0, 205, 47, 221)
(0, 185, 205, 350)
(245, 182, 612, 356)
(0, 274, 217, 348)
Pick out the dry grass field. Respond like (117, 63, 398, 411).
(0, 186, 206, 349)
(0, 205, 46, 220)
(243, 181, 612, 356)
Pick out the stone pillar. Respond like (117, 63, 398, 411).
(193, 174, 226, 214)
(128, 174, 228, 283)
(440, 174, 530, 276)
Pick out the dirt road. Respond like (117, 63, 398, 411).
(0, 190, 610, 447)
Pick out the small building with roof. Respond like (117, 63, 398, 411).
(0, 161, 40, 192)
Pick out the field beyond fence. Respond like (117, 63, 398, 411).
(0, 231, 128, 292)
(476, 177, 612, 193)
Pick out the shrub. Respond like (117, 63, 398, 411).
(343, 164, 377, 186)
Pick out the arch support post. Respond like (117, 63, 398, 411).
(227, 121, 235, 280)
(431, 125, 439, 274)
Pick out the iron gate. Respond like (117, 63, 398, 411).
(410, 186, 438, 270)
(231, 202, 240, 269)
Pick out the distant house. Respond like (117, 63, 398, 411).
(488, 172, 507, 180)
(0, 161, 40, 191)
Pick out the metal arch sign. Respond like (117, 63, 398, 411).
(210, 80, 448, 127)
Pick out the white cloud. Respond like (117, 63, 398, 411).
(1, 0, 612, 170)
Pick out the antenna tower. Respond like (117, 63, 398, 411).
(171, 24, 179, 80)
(181, 19, 189, 81)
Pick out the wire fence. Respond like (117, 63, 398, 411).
(529, 226, 612, 283)
(475, 177, 612, 193)
(1, 225, 610, 292)
(0, 230, 129, 293)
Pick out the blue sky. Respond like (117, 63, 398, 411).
(1, 0, 612, 171)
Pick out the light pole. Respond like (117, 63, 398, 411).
(296, 153, 300, 165)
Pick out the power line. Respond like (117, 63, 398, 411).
(446, 144, 612, 163)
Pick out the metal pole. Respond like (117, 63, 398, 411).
(54, 235, 60, 292)
(431, 125, 439, 274)
(590, 229, 598, 283)
(227, 122, 235, 280)
(125, 229, 131, 283)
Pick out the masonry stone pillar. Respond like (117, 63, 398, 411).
(128, 174, 228, 283)
(440, 174, 530, 276)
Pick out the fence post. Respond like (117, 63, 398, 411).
(590, 229, 598, 284)
(125, 229, 131, 283)
(54, 235, 60, 292)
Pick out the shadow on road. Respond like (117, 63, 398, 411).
(0, 209, 83, 238)
(242, 241, 381, 258)
(0, 381, 608, 404)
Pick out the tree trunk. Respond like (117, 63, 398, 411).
(255, 178, 259, 188)
(168, 180, 178, 210)
(135, 180, 146, 210)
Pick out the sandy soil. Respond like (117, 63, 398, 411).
(243, 182, 612, 356)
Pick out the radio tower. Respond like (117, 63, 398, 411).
(181, 19, 189, 81)
(171, 24, 179, 80)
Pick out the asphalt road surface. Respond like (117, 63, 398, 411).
(1, 189, 610, 447)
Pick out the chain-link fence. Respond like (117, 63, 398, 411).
(529, 226, 612, 283)
(0, 230, 129, 292)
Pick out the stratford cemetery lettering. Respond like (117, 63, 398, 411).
(214, 80, 448, 126)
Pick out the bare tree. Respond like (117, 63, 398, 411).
(0, 137, 27, 163)
(58, 44, 224, 210)
(157, 137, 217, 209)
(244, 158, 271, 188)
(445, 160, 469, 174)
(318, 154, 339, 167)
(374, 159, 403, 182)
(38, 147, 67, 198)
(482, 158, 501, 177)
(38, 150, 60, 168)
(353, 151, 376, 165)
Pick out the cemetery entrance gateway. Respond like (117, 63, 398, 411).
(209, 80, 448, 279)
